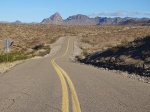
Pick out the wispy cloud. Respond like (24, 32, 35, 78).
(144, 12, 150, 15)
(89, 12, 124, 17)
(126, 11, 142, 16)
(89, 11, 149, 17)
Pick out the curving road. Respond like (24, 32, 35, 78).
(0, 37, 150, 112)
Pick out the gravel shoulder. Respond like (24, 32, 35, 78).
(0, 61, 23, 75)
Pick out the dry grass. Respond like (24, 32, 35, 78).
(78, 34, 150, 77)
(0, 24, 84, 61)
(0, 24, 150, 63)
(80, 26, 150, 53)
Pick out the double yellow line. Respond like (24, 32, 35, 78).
(51, 38, 81, 112)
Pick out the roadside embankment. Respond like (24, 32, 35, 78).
(0, 37, 66, 75)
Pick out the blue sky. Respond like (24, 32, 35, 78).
(0, 0, 150, 22)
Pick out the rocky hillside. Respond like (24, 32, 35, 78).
(41, 12, 150, 26)
(120, 19, 150, 26)
(41, 12, 63, 25)
(78, 36, 150, 77)
(64, 14, 98, 25)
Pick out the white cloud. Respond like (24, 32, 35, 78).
(89, 11, 146, 17)
(126, 11, 142, 16)
(90, 12, 124, 17)
(144, 12, 150, 15)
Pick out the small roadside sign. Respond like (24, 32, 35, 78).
(4, 40, 12, 47)
(3, 39, 12, 63)
(5, 47, 9, 53)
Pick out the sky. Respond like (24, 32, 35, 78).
(0, 0, 150, 23)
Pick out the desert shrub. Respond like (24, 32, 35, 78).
(119, 55, 128, 62)
(38, 47, 50, 56)
(121, 38, 128, 46)
(145, 57, 150, 63)
(82, 49, 88, 56)
(0, 51, 28, 63)
(32, 44, 44, 50)
(9, 51, 28, 62)
(0, 54, 5, 63)
(38, 51, 47, 56)
(51, 38, 57, 43)
(125, 58, 144, 65)
(82, 39, 90, 43)
(134, 59, 144, 65)
(111, 47, 120, 53)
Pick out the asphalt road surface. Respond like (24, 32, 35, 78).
(0, 37, 150, 112)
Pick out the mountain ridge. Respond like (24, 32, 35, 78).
(0, 12, 150, 26)
(41, 12, 150, 26)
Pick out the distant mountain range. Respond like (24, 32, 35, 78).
(1, 12, 150, 26)
(41, 12, 150, 26)
(0, 20, 38, 24)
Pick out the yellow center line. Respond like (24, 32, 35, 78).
(51, 60, 69, 112)
(51, 37, 81, 112)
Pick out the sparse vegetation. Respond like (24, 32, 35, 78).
(78, 35, 150, 77)
(0, 51, 28, 63)
(111, 47, 120, 53)
(0, 24, 150, 78)
(80, 26, 150, 53)
(0, 23, 87, 62)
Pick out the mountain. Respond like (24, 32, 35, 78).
(41, 12, 63, 24)
(13, 20, 22, 24)
(64, 14, 98, 25)
(98, 17, 129, 25)
(0, 21, 10, 23)
(120, 19, 150, 26)
(41, 13, 100, 25)
(41, 12, 150, 26)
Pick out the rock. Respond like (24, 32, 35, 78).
(109, 57, 116, 63)
(80, 55, 86, 60)
(69, 56, 76, 62)
(96, 60, 100, 63)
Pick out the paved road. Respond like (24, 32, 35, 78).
(0, 37, 150, 112)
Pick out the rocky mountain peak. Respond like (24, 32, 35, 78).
(41, 12, 63, 24)
(50, 12, 63, 21)
(66, 14, 90, 20)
